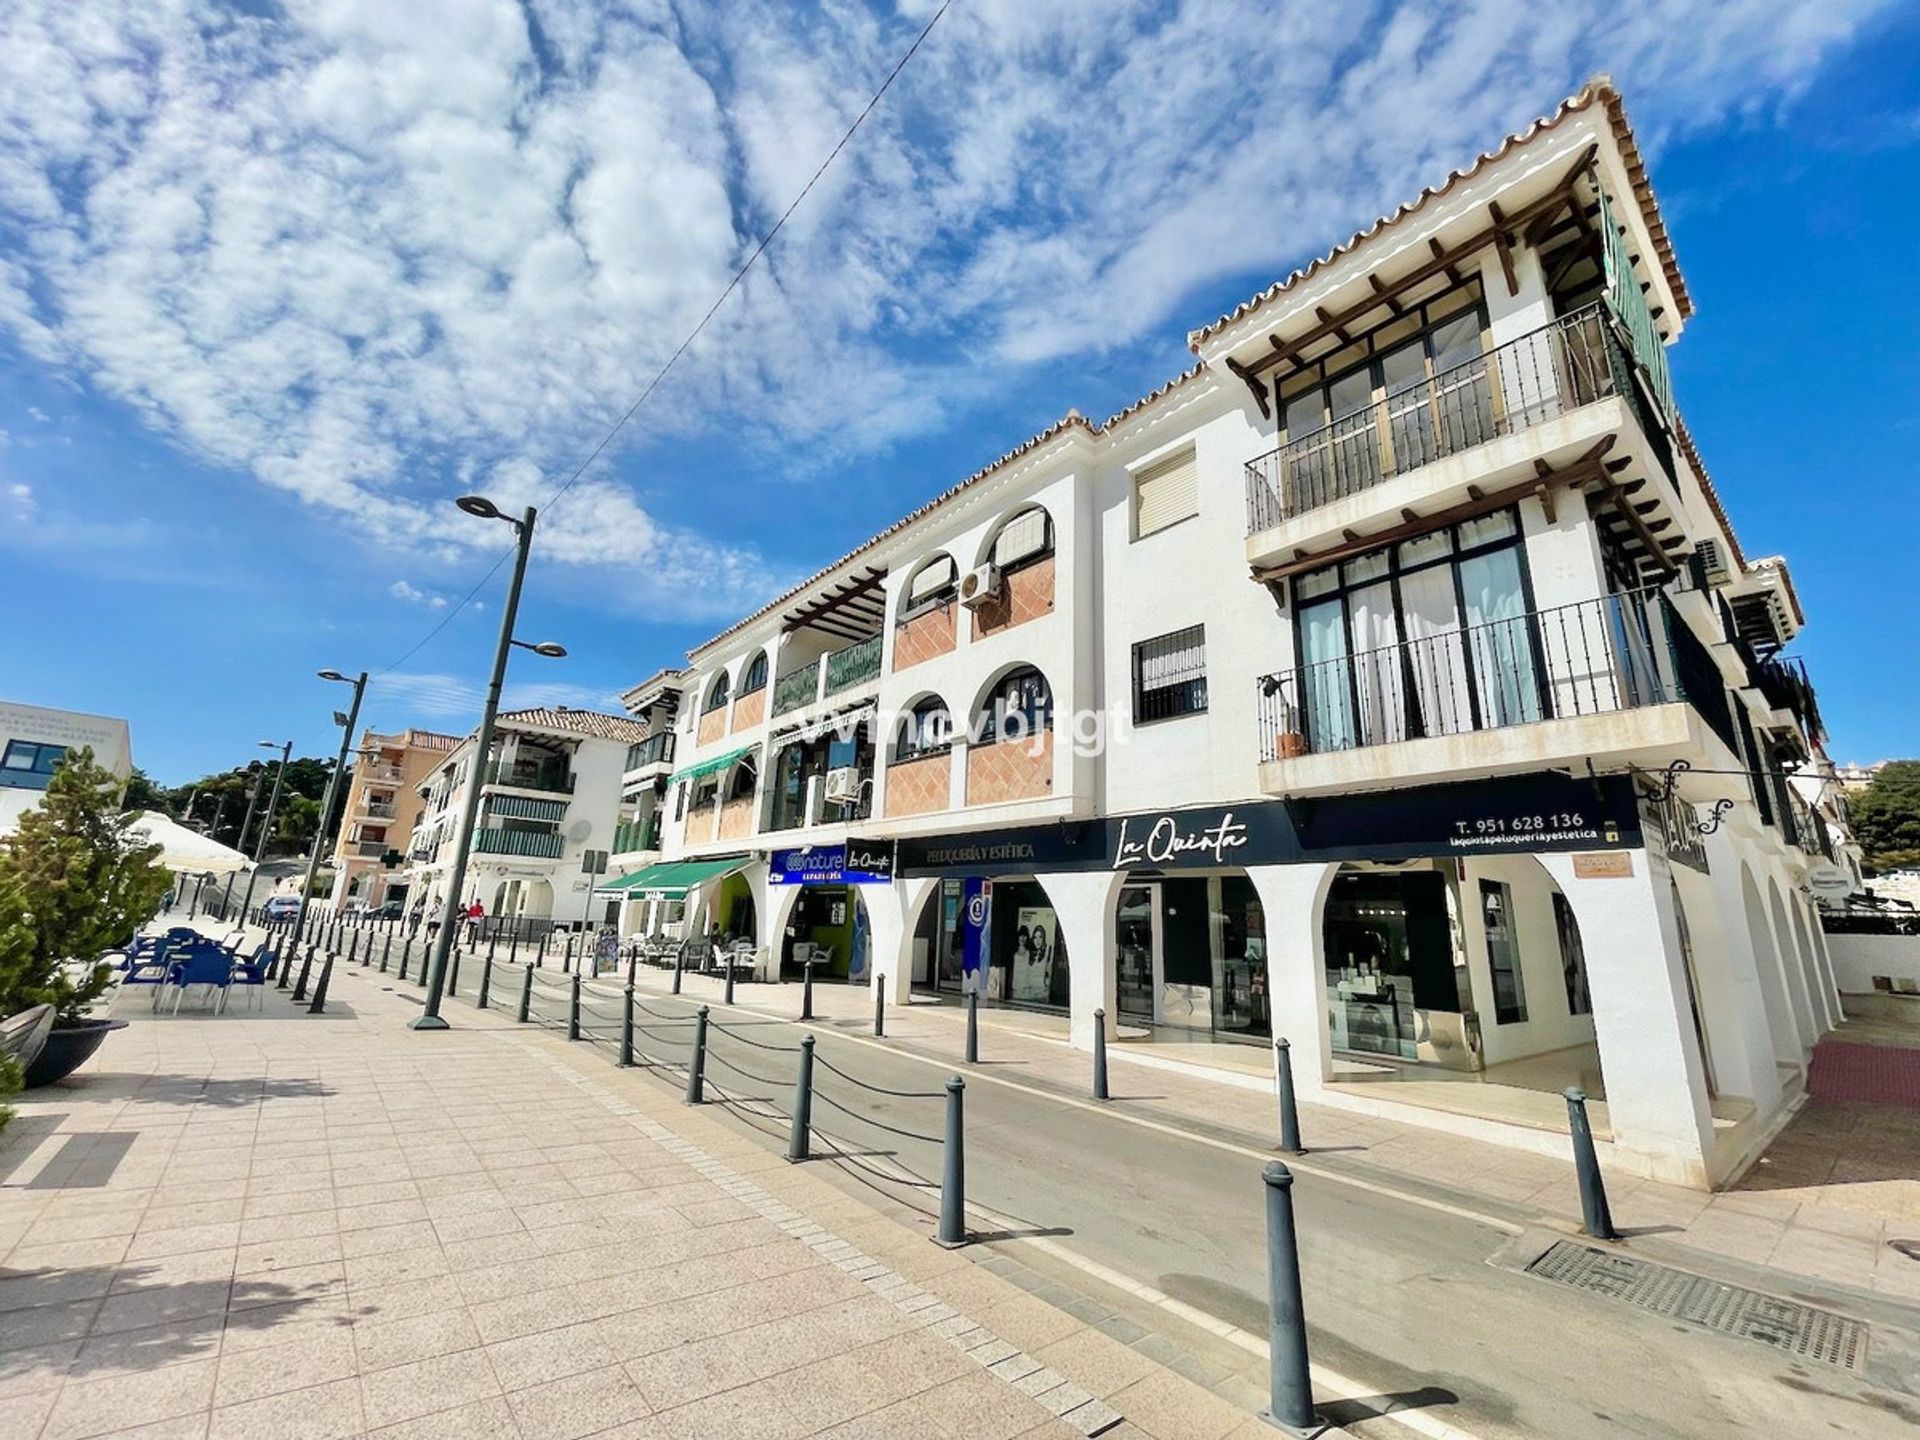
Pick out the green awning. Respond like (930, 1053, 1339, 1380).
(595, 856, 751, 899)
(666, 744, 757, 786)
(594, 862, 678, 895)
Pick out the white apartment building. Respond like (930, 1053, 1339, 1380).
(328, 726, 462, 912)
(0, 700, 133, 835)
(401, 707, 646, 933)
(623, 81, 1847, 1190)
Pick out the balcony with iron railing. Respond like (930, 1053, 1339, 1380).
(483, 756, 575, 794)
(1254, 590, 1731, 796)
(1244, 305, 1663, 560)
(824, 634, 883, 697)
(359, 799, 397, 820)
(612, 816, 662, 855)
(623, 732, 676, 774)
(772, 659, 822, 717)
(360, 761, 404, 784)
(472, 827, 565, 859)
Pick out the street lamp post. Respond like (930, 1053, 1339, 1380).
(414, 497, 565, 1031)
(240, 740, 293, 922)
(220, 762, 268, 916)
(291, 673, 366, 950)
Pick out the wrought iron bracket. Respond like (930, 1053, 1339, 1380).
(1696, 799, 1735, 837)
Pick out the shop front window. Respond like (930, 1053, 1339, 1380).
(1481, 880, 1528, 1024)
(1324, 869, 1468, 1059)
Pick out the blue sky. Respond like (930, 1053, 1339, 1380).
(1, 0, 1915, 783)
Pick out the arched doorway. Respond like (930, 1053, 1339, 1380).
(911, 875, 1068, 1009)
(782, 882, 871, 981)
(1112, 870, 1268, 1040)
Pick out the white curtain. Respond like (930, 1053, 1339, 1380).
(1398, 567, 1470, 737)
(1346, 582, 1403, 744)
(1460, 550, 1541, 727)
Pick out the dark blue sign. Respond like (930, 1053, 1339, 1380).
(960, 878, 989, 994)
(769, 842, 894, 886)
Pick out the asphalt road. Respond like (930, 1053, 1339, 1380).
(412, 956, 1920, 1439)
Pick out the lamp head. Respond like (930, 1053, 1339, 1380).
(456, 495, 502, 520)
(317, 669, 346, 683)
(530, 642, 568, 658)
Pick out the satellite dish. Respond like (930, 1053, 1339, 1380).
(568, 819, 592, 844)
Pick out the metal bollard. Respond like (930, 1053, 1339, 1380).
(568, 972, 582, 1040)
(965, 990, 978, 1065)
(380, 932, 393, 972)
(1564, 1088, 1618, 1240)
(786, 1034, 816, 1163)
(685, 1006, 710, 1104)
(510, 931, 521, 967)
(671, 944, 684, 995)
(874, 986, 885, 1037)
(801, 959, 815, 1021)
(275, 945, 293, 989)
(935, 1075, 967, 1248)
(488, 932, 499, 972)
(517, 964, 534, 1024)
(348, 930, 361, 967)
(1275, 1038, 1304, 1155)
(1260, 1162, 1320, 1436)
(723, 959, 736, 1006)
(477, 951, 493, 1010)
(420, 940, 434, 988)
(447, 944, 460, 996)
(397, 941, 411, 983)
(308, 953, 334, 1014)
(619, 986, 635, 1067)
(293, 946, 317, 1001)
(563, 932, 575, 975)
(1093, 1008, 1109, 1101)
(625, 951, 638, 989)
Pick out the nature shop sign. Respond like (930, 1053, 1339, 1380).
(768, 841, 894, 886)
(896, 771, 1643, 877)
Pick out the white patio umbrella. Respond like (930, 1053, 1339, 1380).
(125, 811, 253, 876)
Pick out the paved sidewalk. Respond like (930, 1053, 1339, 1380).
(0, 940, 1270, 1440)
(633, 963, 1920, 1309)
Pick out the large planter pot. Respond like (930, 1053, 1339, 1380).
(23, 1018, 128, 1089)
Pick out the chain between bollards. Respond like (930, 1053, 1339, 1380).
(685, 1006, 709, 1104)
(801, 959, 815, 1021)
(1093, 1008, 1109, 1101)
(965, 989, 979, 1064)
(1275, 1038, 1304, 1155)
(935, 1075, 967, 1248)
(1564, 1087, 1618, 1240)
(786, 1034, 816, 1163)
(618, 986, 635, 1067)
(568, 972, 582, 1040)
(517, 963, 534, 1024)
(1261, 1161, 1322, 1436)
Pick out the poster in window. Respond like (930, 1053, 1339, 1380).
(1012, 906, 1056, 1004)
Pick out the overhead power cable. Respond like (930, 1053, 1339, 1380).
(367, 0, 956, 684)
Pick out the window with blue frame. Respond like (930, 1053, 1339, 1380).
(0, 740, 67, 789)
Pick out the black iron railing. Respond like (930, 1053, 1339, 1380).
(1256, 589, 1686, 761)
(623, 733, 675, 772)
(1246, 304, 1622, 534)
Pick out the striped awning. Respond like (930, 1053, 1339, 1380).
(665, 744, 757, 786)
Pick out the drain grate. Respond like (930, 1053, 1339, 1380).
(1527, 1240, 1867, 1370)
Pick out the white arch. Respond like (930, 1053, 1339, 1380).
(1766, 876, 1817, 1053)
(972, 502, 1054, 571)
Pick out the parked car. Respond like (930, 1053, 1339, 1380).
(261, 895, 302, 922)
(371, 899, 405, 921)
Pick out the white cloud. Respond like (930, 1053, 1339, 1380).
(25, 406, 48, 423)
(388, 578, 448, 609)
(0, 0, 1892, 620)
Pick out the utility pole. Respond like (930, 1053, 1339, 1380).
(240, 740, 293, 922)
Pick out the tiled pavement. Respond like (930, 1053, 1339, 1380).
(0, 949, 1276, 1440)
(643, 965, 1920, 1309)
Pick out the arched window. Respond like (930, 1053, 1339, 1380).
(726, 756, 757, 802)
(895, 697, 952, 761)
(739, 653, 769, 695)
(987, 506, 1053, 571)
(977, 667, 1052, 744)
(704, 671, 731, 713)
(900, 555, 958, 620)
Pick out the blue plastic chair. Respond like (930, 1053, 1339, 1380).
(228, 950, 275, 1010)
(164, 951, 235, 1014)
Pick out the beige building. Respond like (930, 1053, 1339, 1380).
(330, 727, 461, 912)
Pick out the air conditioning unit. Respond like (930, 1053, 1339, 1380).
(1694, 540, 1730, 587)
(823, 766, 861, 803)
(958, 563, 1002, 609)
(803, 774, 825, 828)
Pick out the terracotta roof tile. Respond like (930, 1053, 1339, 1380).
(496, 707, 652, 744)
(1186, 79, 1691, 352)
